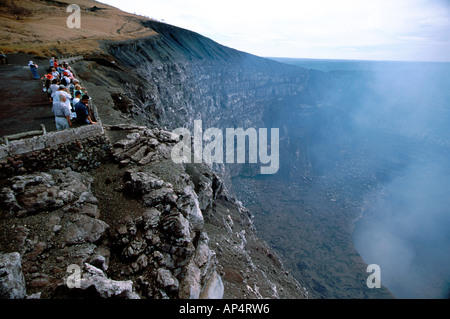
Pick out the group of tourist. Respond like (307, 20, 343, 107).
(38, 57, 97, 131)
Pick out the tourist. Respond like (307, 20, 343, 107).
(49, 78, 60, 101)
(53, 93, 72, 130)
(66, 67, 75, 79)
(73, 84, 82, 95)
(74, 84, 88, 97)
(71, 91, 82, 112)
(42, 73, 53, 81)
(0, 51, 8, 64)
(75, 94, 97, 125)
(61, 71, 71, 86)
(51, 67, 60, 80)
(68, 79, 79, 97)
(60, 85, 72, 109)
(41, 73, 53, 84)
(43, 56, 96, 127)
(57, 64, 65, 76)
(28, 61, 40, 79)
(41, 73, 53, 101)
(52, 85, 71, 111)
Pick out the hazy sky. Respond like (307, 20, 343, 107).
(100, 0, 450, 61)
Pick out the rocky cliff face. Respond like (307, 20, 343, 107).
(106, 21, 317, 131)
(97, 21, 394, 299)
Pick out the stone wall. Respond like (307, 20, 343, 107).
(0, 124, 110, 178)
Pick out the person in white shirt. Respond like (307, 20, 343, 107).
(47, 79, 59, 102)
(53, 93, 72, 131)
(71, 91, 81, 112)
(62, 72, 71, 86)
(52, 85, 71, 113)
(51, 68, 60, 80)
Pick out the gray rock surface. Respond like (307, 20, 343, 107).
(0, 252, 26, 299)
(62, 214, 109, 245)
(78, 263, 140, 299)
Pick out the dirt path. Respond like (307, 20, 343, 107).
(0, 53, 57, 137)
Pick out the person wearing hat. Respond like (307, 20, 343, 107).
(41, 73, 53, 83)
(41, 73, 54, 101)
(61, 71, 71, 86)
(28, 61, 40, 79)
(75, 94, 97, 125)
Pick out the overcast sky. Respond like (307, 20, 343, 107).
(100, 0, 450, 62)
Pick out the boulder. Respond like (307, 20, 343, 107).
(124, 171, 164, 195)
(177, 186, 204, 232)
(3, 170, 92, 217)
(10, 173, 54, 193)
(194, 241, 211, 268)
(0, 252, 27, 299)
(156, 268, 179, 293)
(62, 214, 109, 245)
(0, 187, 21, 214)
(81, 203, 100, 219)
(142, 187, 177, 207)
(141, 208, 161, 229)
(16, 184, 65, 216)
(77, 263, 140, 299)
(200, 271, 224, 299)
(178, 263, 201, 299)
(88, 246, 110, 271)
(160, 210, 190, 242)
